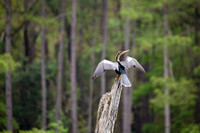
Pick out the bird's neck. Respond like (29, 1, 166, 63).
(115, 54, 121, 62)
(116, 58, 120, 62)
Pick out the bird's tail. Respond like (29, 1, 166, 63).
(120, 74, 131, 87)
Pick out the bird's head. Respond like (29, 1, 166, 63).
(115, 50, 129, 62)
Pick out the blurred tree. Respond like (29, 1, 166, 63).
(55, 0, 65, 124)
(23, 0, 29, 65)
(163, 2, 170, 133)
(23, 0, 38, 64)
(41, 0, 47, 130)
(128, 20, 137, 132)
(100, 0, 108, 96)
(0, 54, 19, 131)
(70, 0, 78, 132)
(5, 0, 13, 132)
(87, 1, 98, 132)
(122, 1, 131, 133)
(193, 0, 200, 124)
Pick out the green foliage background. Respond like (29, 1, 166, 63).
(0, 0, 200, 132)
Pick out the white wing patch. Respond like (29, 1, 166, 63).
(92, 60, 118, 79)
(120, 56, 145, 73)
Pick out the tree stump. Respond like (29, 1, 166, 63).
(95, 77, 122, 133)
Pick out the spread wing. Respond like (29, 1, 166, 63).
(120, 56, 146, 73)
(92, 60, 118, 79)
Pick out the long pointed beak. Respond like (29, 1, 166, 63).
(121, 50, 129, 55)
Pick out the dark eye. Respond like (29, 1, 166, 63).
(134, 65, 135, 67)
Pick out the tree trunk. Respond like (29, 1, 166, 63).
(194, 5, 200, 124)
(88, 4, 98, 133)
(163, 3, 170, 133)
(5, 0, 13, 132)
(123, 16, 131, 133)
(23, 0, 29, 66)
(71, 0, 78, 132)
(41, 0, 47, 130)
(95, 77, 122, 133)
(55, 0, 65, 122)
(101, 0, 108, 96)
(23, 0, 37, 64)
(129, 20, 137, 132)
(194, 6, 200, 46)
(88, 43, 95, 133)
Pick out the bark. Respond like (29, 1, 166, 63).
(88, 46, 95, 133)
(71, 0, 78, 132)
(66, 21, 71, 61)
(28, 30, 37, 63)
(23, 0, 38, 64)
(163, 3, 170, 133)
(128, 20, 137, 132)
(101, 0, 108, 95)
(87, 5, 97, 133)
(41, 0, 47, 130)
(55, 0, 65, 122)
(123, 16, 131, 133)
(194, 5, 200, 124)
(24, 22, 29, 58)
(194, 6, 200, 46)
(5, 0, 13, 132)
(95, 77, 122, 133)
(24, 0, 29, 65)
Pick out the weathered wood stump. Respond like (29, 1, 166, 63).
(95, 77, 122, 133)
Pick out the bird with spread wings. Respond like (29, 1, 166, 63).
(92, 50, 145, 87)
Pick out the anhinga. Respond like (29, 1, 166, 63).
(92, 50, 145, 87)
